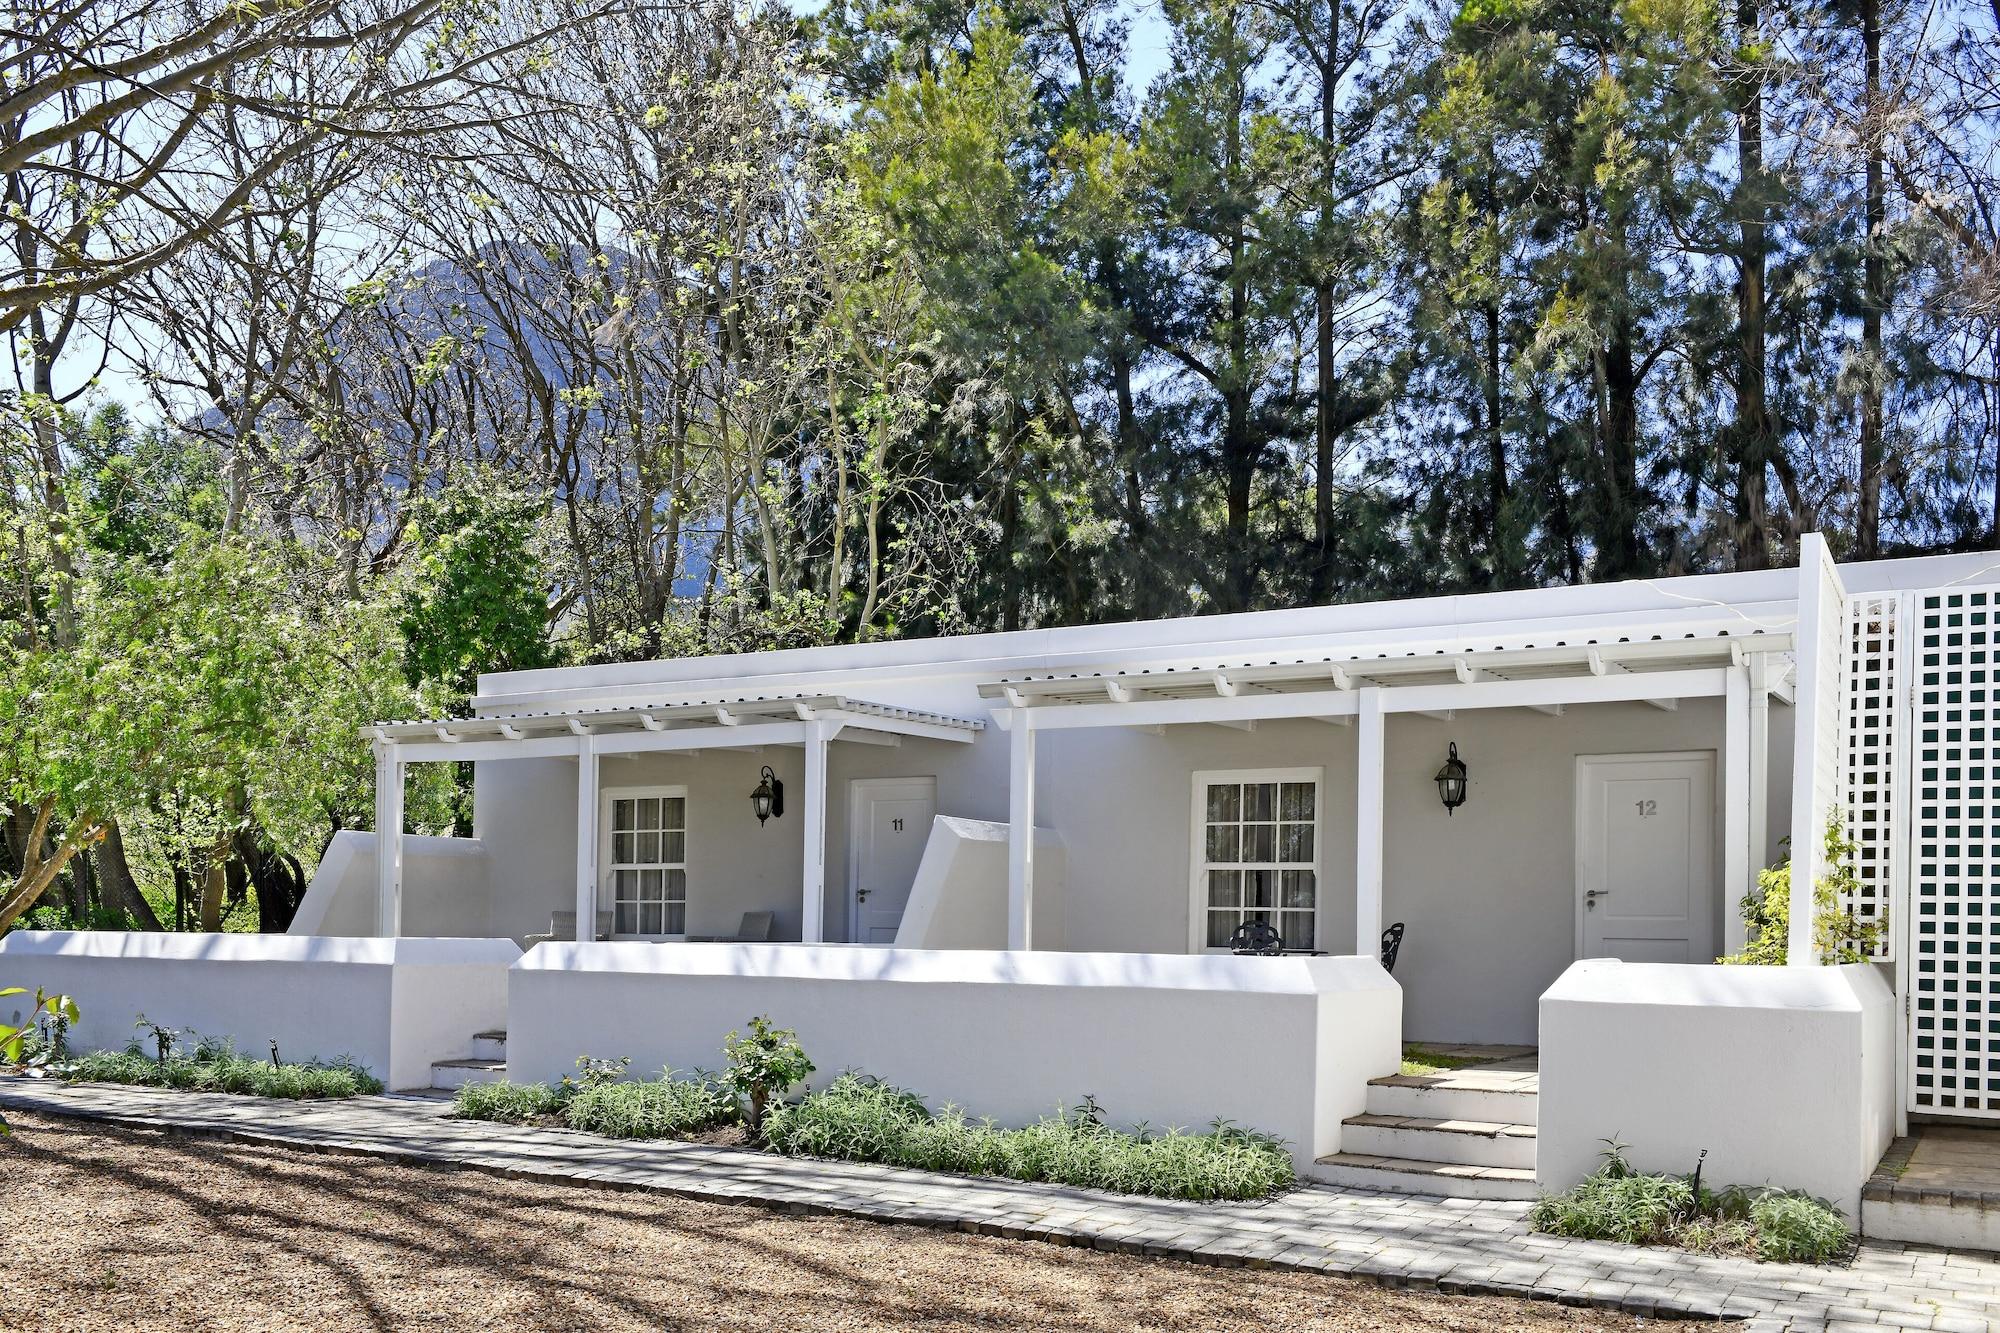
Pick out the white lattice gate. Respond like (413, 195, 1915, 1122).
(1908, 586, 2000, 1118)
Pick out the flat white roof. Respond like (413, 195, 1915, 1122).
(471, 545, 2000, 713)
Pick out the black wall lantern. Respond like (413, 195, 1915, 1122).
(751, 765, 785, 825)
(1434, 742, 1468, 815)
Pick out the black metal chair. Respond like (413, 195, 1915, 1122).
(1228, 919, 1286, 956)
(1380, 921, 1406, 973)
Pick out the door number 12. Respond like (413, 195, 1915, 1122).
(1633, 799, 1658, 818)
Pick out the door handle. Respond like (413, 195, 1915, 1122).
(856, 888, 871, 903)
(1585, 889, 1612, 910)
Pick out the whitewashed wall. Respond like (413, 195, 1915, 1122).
(507, 944, 1400, 1170)
(895, 818, 1066, 949)
(0, 932, 517, 1090)
(290, 831, 492, 938)
(1538, 959, 1896, 1218)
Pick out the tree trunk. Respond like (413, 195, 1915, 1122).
(197, 836, 232, 932)
(1856, 0, 1887, 558)
(1732, 0, 1773, 570)
(93, 819, 163, 930)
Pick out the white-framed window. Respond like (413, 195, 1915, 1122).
(603, 786, 688, 938)
(1189, 767, 1322, 953)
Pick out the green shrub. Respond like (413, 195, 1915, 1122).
(450, 1079, 568, 1123)
(69, 1043, 380, 1099)
(1532, 1142, 1851, 1263)
(1750, 1191, 1850, 1263)
(723, 1017, 814, 1134)
(761, 1073, 1294, 1202)
(566, 1070, 735, 1138)
(1720, 817, 1884, 965)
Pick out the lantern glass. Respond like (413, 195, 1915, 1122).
(751, 768, 777, 825)
(1435, 742, 1468, 814)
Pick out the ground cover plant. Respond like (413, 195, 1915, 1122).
(1531, 1142, 1851, 1263)
(761, 1073, 1295, 1202)
(1399, 1044, 1487, 1077)
(64, 1022, 381, 1100)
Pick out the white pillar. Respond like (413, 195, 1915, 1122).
(1723, 665, 1751, 956)
(1355, 688, 1385, 962)
(1788, 532, 1839, 965)
(574, 731, 599, 941)
(1748, 656, 1773, 879)
(1007, 718, 1037, 950)
(374, 740, 404, 938)
(802, 719, 833, 944)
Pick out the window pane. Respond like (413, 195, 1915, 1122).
(665, 869, 687, 904)
(1281, 911, 1315, 951)
(1204, 824, 1239, 863)
(638, 798, 661, 830)
(661, 832, 686, 865)
(613, 799, 636, 832)
(666, 902, 686, 936)
(1207, 912, 1237, 948)
(1245, 868, 1277, 909)
(1244, 783, 1276, 821)
(1243, 823, 1276, 863)
(1282, 870, 1316, 908)
(1207, 870, 1239, 909)
(613, 868, 638, 904)
(1280, 782, 1315, 821)
(1206, 783, 1240, 822)
(641, 868, 663, 903)
(612, 832, 637, 866)
(640, 901, 664, 935)
(615, 900, 638, 934)
(661, 797, 685, 831)
(1279, 822, 1313, 862)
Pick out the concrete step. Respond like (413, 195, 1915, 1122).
(429, 1058, 507, 1091)
(1312, 1152, 1541, 1201)
(1365, 1076, 1539, 1127)
(468, 1031, 507, 1062)
(1341, 1113, 1537, 1171)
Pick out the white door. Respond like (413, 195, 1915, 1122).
(849, 777, 936, 943)
(1575, 753, 1716, 963)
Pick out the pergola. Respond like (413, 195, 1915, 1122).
(363, 693, 984, 940)
(980, 630, 1800, 956)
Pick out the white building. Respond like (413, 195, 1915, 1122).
(7, 534, 1990, 1236)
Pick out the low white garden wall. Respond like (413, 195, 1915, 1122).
(894, 818, 1066, 950)
(509, 944, 1401, 1170)
(289, 830, 492, 938)
(1538, 959, 1896, 1219)
(0, 931, 519, 1091)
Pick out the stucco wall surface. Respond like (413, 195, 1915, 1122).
(507, 943, 1401, 1170)
(0, 931, 518, 1090)
(290, 831, 492, 938)
(894, 818, 1065, 949)
(1537, 959, 1896, 1218)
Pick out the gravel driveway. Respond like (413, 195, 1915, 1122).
(0, 1111, 1693, 1331)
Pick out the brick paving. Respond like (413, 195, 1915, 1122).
(3, 1078, 1996, 1331)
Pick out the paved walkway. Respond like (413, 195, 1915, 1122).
(3, 1079, 1996, 1331)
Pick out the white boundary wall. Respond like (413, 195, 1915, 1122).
(0, 932, 518, 1090)
(895, 819, 1066, 950)
(292, 831, 493, 939)
(1538, 959, 1896, 1218)
(508, 944, 1400, 1171)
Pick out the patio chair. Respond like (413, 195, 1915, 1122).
(1380, 921, 1405, 973)
(520, 909, 613, 948)
(1228, 919, 1286, 956)
(688, 911, 775, 943)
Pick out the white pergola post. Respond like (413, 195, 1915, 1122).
(373, 739, 405, 938)
(574, 730, 599, 941)
(1723, 665, 1751, 955)
(1748, 655, 1774, 880)
(801, 718, 834, 944)
(1355, 688, 1385, 962)
(1788, 532, 1843, 965)
(1007, 717, 1037, 950)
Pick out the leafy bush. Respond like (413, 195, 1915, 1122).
(723, 1016, 814, 1133)
(69, 1042, 380, 1099)
(1750, 1191, 1851, 1263)
(1721, 817, 1884, 965)
(761, 1073, 1294, 1201)
(566, 1070, 735, 1138)
(1532, 1142, 1851, 1262)
(450, 1079, 567, 1123)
